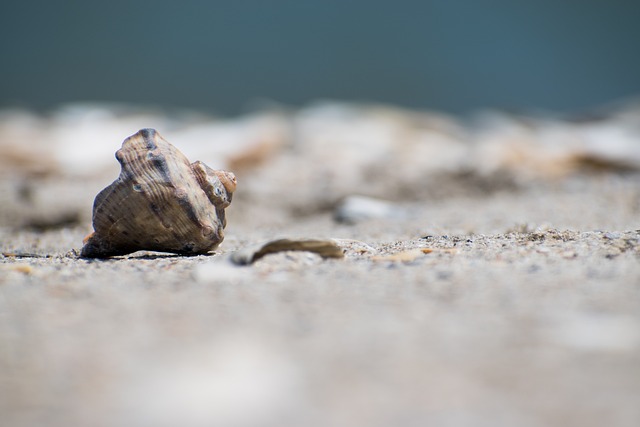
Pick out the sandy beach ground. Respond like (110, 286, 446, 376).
(1, 103, 639, 427)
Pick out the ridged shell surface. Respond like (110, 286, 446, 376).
(81, 128, 236, 258)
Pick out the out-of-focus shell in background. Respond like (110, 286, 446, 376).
(81, 128, 236, 258)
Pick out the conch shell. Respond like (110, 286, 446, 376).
(81, 128, 236, 258)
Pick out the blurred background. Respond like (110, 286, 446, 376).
(1, 0, 639, 115)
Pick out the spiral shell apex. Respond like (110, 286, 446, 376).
(81, 128, 236, 258)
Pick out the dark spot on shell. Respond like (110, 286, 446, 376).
(182, 242, 195, 252)
(176, 192, 200, 225)
(148, 202, 172, 229)
(217, 210, 226, 228)
(132, 183, 142, 192)
(132, 239, 141, 245)
(148, 154, 171, 182)
(139, 128, 157, 149)
(122, 230, 129, 236)
(107, 214, 115, 223)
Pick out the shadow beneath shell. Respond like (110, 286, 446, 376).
(128, 252, 216, 260)
(79, 251, 220, 261)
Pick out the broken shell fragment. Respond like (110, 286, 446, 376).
(81, 128, 236, 258)
(230, 238, 344, 265)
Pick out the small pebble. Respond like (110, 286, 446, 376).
(333, 195, 405, 224)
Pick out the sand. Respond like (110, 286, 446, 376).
(1, 103, 640, 427)
(2, 173, 640, 427)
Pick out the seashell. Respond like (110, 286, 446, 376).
(81, 128, 236, 258)
(229, 238, 345, 265)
